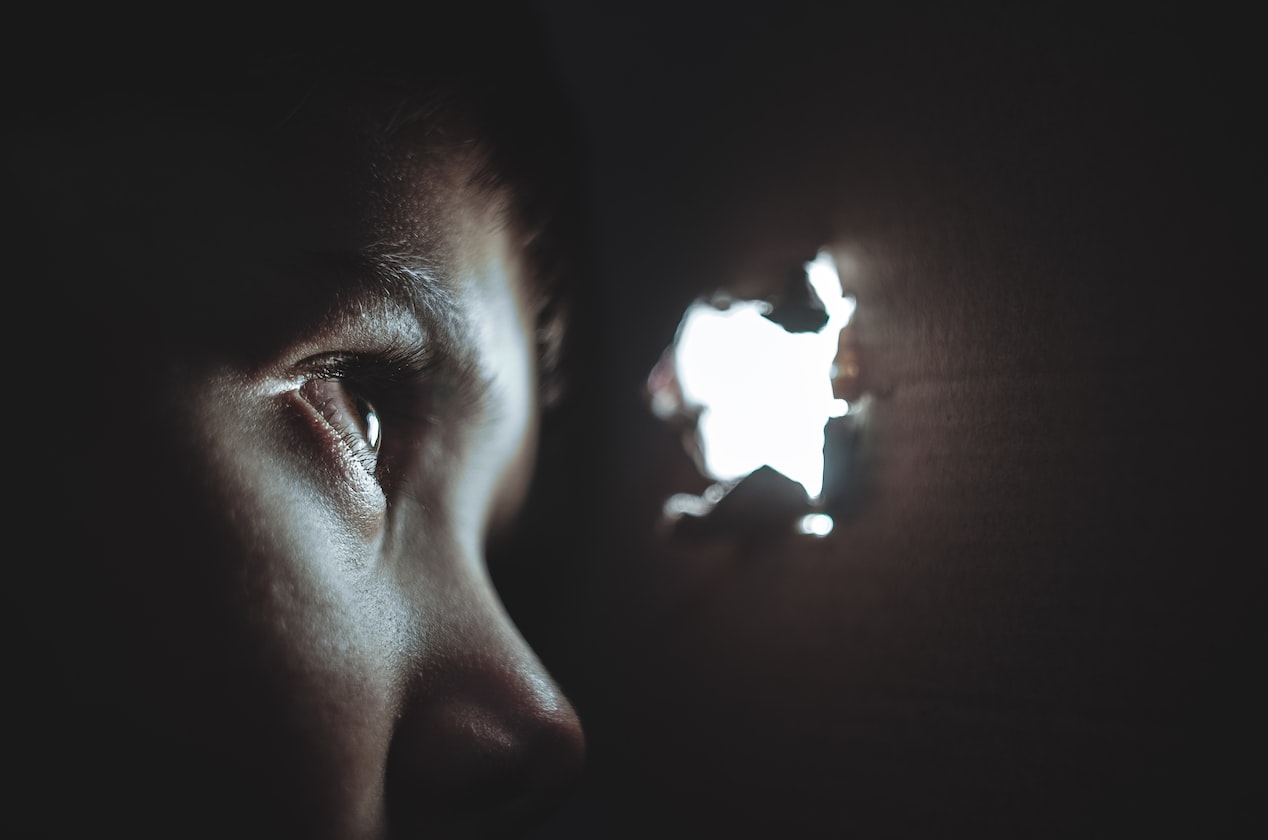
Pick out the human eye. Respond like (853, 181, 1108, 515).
(294, 344, 437, 485)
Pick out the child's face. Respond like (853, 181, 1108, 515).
(35, 90, 583, 837)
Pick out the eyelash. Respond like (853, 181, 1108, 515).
(297, 344, 438, 480)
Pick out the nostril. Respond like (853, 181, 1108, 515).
(470, 704, 587, 831)
(384, 669, 585, 837)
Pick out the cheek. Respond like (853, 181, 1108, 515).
(282, 387, 389, 539)
(194, 374, 409, 641)
(174, 378, 420, 829)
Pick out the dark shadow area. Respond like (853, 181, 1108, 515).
(2, 3, 1253, 837)
(498, 3, 1257, 837)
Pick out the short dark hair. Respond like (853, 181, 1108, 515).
(3, 4, 581, 402)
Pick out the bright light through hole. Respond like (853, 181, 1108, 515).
(796, 513, 835, 537)
(667, 251, 855, 501)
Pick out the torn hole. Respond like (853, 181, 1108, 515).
(648, 249, 865, 528)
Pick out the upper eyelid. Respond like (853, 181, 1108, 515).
(295, 343, 437, 382)
(228, 248, 439, 375)
(293, 341, 496, 430)
(237, 250, 497, 417)
(302, 250, 499, 413)
(235, 296, 427, 392)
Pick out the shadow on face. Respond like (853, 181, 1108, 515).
(5, 10, 588, 840)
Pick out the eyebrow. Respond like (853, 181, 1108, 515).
(313, 246, 499, 410)
(342, 247, 455, 312)
(302, 246, 462, 336)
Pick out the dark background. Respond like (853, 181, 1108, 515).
(497, 3, 1257, 838)
(1, 4, 1254, 838)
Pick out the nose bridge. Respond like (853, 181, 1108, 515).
(385, 568, 585, 836)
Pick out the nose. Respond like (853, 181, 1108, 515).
(384, 594, 586, 837)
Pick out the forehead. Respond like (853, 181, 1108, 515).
(106, 84, 497, 245)
(19, 78, 519, 345)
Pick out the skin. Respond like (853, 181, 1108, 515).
(9, 56, 583, 840)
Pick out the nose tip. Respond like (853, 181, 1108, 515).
(385, 630, 585, 837)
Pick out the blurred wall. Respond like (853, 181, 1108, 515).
(500, 4, 1256, 837)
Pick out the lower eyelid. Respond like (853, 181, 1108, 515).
(276, 389, 388, 540)
(297, 379, 382, 480)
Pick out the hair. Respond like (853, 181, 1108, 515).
(3, 4, 583, 403)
